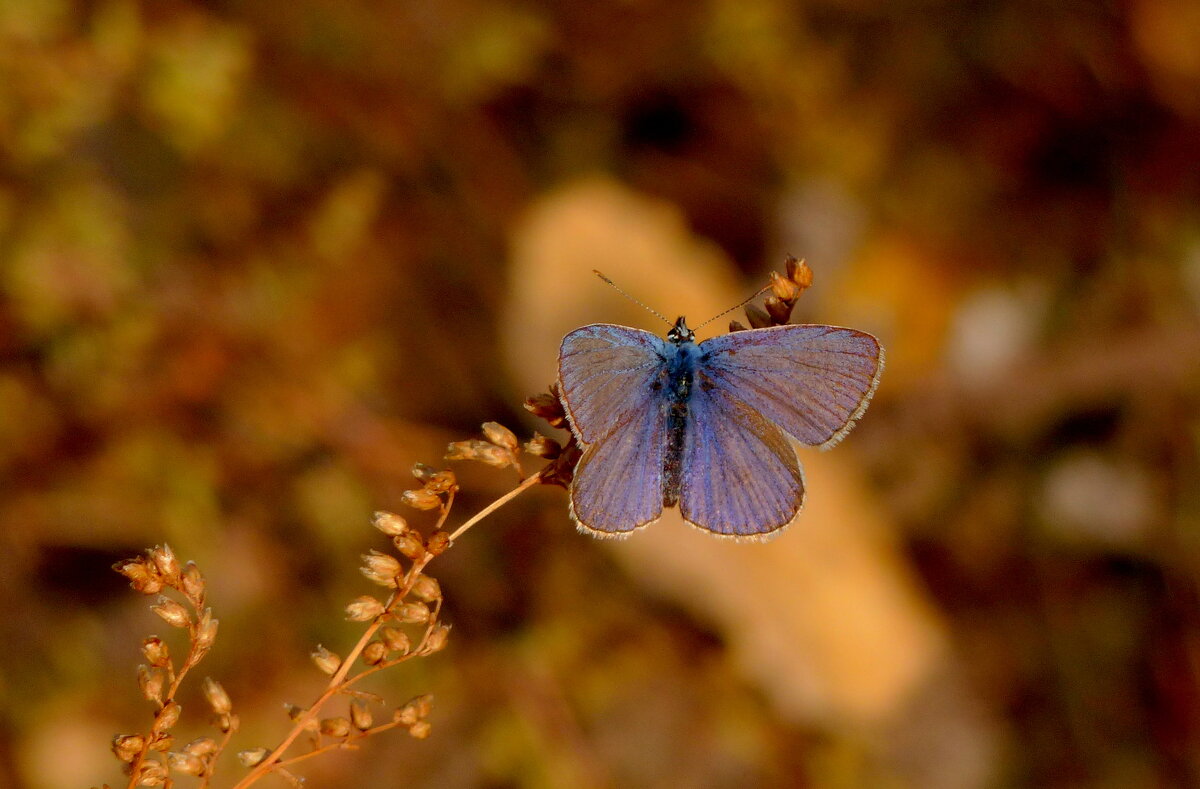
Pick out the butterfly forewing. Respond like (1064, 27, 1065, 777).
(558, 324, 670, 536)
(558, 324, 666, 445)
(679, 380, 805, 537)
(697, 325, 883, 449)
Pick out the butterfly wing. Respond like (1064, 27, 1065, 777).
(558, 324, 669, 536)
(696, 324, 884, 449)
(678, 379, 805, 538)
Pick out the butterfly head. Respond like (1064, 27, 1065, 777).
(667, 316, 695, 345)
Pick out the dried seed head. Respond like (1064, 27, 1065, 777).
(360, 551, 402, 587)
(135, 759, 167, 785)
(426, 531, 451, 556)
(423, 624, 450, 654)
(167, 751, 205, 776)
(180, 561, 205, 603)
(764, 295, 792, 325)
(184, 737, 218, 757)
(424, 470, 458, 494)
(395, 602, 430, 624)
(401, 488, 442, 510)
(411, 462, 439, 482)
(138, 665, 165, 704)
(409, 720, 432, 739)
(345, 595, 386, 621)
(786, 255, 813, 289)
(311, 644, 342, 675)
(482, 422, 519, 453)
(114, 558, 164, 595)
(112, 733, 146, 762)
(523, 389, 568, 429)
(380, 626, 411, 654)
(362, 640, 388, 665)
(393, 532, 426, 561)
(445, 438, 513, 468)
(524, 432, 562, 459)
(411, 574, 441, 602)
(372, 510, 409, 536)
(213, 712, 239, 734)
(195, 614, 218, 654)
(320, 716, 351, 738)
(149, 544, 180, 583)
(149, 731, 174, 752)
(238, 748, 268, 767)
(768, 269, 802, 302)
(202, 677, 232, 716)
(350, 700, 373, 731)
(394, 693, 433, 725)
(284, 703, 306, 721)
(142, 637, 170, 668)
(151, 597, 190, 629)
(744, 303, 772, 329)
(157, 701, 182, 730)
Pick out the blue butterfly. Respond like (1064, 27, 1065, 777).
(557, 316, 883, 540)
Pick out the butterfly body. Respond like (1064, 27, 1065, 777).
(558, 317, 883, 541)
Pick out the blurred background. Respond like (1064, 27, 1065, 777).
(3, 1, 1200, 787)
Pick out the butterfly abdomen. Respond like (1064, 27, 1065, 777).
(661, 339, 702, 508)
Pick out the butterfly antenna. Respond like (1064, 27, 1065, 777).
(593, 270, 672, 326)
(693, 283, 773, 330)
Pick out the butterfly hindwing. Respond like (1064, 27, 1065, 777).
(696, 325, 883, 449)
(558, 324, 670, 536)
(678, 375, 805, 538)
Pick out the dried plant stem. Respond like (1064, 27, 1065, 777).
(449, 473, 542, 542)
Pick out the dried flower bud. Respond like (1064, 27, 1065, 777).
(138, 664, 165, 704)
(320, 716, 351, 738)
(372, 510, 408, 536)
(135, 759, 167, 785)
(346, 595, 386, 621)
(142, 637, 170, 668)
(195, 614, 218, 654)
(744, 303, 772, 329)
(284, 703, 306, 720)
(350, 700, 373, 731)
(393, 532, 426, 561)
(360, 551, 402, 587)
(424, 470, 458, 494)
(395, 693, 433, 726)
(238, 748, 268, 767)
(311, 644, 342, 675)
(150, 544, 180, 583)
(409, 720, 432, 739)
(401, 488, 442, 510)
(412, 462, 439, 482)
(764, 295, 792, 325)
(411, 575, 441, 602)
(524, 432, 562, 459)
(158, 701, 182, 730)
(151, 597, 190, 628)
(523, 389, 568, 429)
(482, 421, 519, 452)
(181, 561, 205, 603)
(149, 731, 174, 752)
(425, 531, 451, 556)
(114, 558, 164, 595)
(380, 626, 411, 654)
(423, 624, 450, 654)
(112, 733, 146, 762)
(786, 255, 813, 289)
(202, 677, 232, 716)
(445, 439, 497, 464)
(395, 602, 430, 624)
(184, 737, 218, 757)
(728, 319, 748, 333)
(768, 270, 802, 302)
(167, 751, 205, 776)
(213, 712, 239, 734)
(362, 640, 388, 665)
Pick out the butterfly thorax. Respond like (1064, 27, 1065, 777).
(661, 317, 702, 507)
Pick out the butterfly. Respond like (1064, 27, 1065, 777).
(557, 315, 883, 540)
